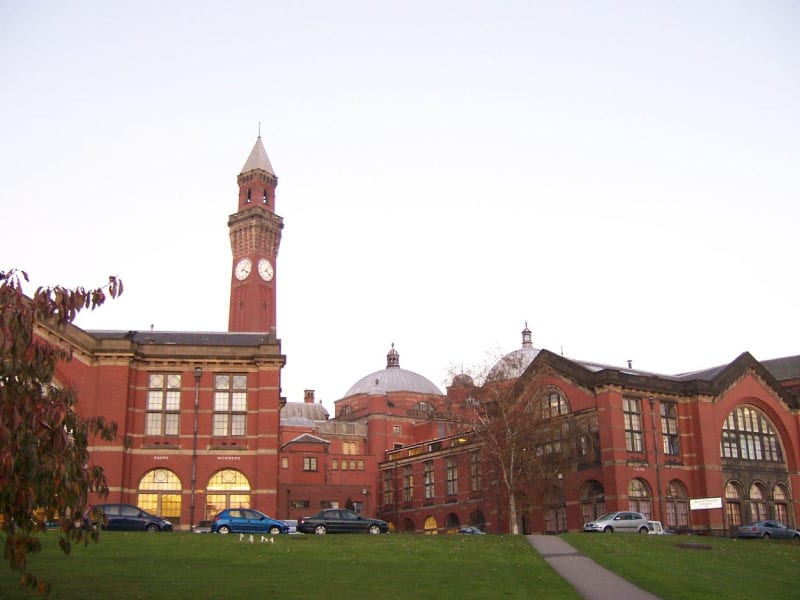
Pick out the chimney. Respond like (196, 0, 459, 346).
(304, 389, 315, 404)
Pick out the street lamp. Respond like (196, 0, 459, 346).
(190, 366, 202, 530)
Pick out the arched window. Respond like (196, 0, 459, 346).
(444, 513, 460, 532)
(580, 480, 605, 524)
(205, 469, 251, 520)
(665, 480, 689, 529)
(540, 387, 570, 419)
(773, 484, 790, 524)
(720, 406, 783, 462)
(725, 480, 744, 527)
(138, 469, 181, 526)
(469, 510, 486, 528)
(749, 482, 768, 522)
(628, 478, 652, 519)
(423, 515, 438, 535)
(401, 518, 415, 533)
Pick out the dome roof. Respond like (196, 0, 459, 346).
(344, 345, 444, 397)
(488, 323, 541, 381)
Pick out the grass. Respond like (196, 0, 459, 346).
(564, 532, 800, 600)
(0, 532, 579, 600)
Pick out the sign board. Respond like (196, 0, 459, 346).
(690, 497, 723, 510)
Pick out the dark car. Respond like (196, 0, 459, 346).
(734, 520, 800, 540)
(83, 503, 172, 532)
(458, 526, 486, 534)
(297, 509, 389, 535)
(211, 508, 288, 535)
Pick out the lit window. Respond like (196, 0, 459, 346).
(393, 425, 401, 435)
(281, 457, 288, 469)
(146, 373, 181, 436)
(382, 470, 394, 506)
(213, 374, 247, 437)
(331, 459, 338, 470)
(303, 457, 318, 472)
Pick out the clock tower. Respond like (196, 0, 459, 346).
(228, 136, 283, 333)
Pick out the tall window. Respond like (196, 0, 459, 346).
(660, 402, 680, 456)
(146, 373, 181, 436)
(213, 374, 247, 437)
(342, 441, 359, 455)
(445, 459, 457, 496)
(541, 388, 569, 419)
(725, 481, 743, 527)
(580, 480, 606, 524)
(628, 478, 651, 519)
(403, 466, 413, 502)
(774, 484, 789, 524)
(721, 406, 783, 462)
(303, 457, 318, 471)
(138, 469, 181, 525)
(382, 470, 394, 506)
(749, 482, 768, 522)
(469, 451, 481, 492)
(665, 480, 689, 529)
(623, 398, 644, 452)
(205, 469, 251, 520)
(424, 461, 435, 500)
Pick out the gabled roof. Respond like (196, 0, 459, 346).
(282, 433, 330, 448)
(523, 350, 799, 410)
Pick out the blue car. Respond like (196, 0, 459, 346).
(211, 508, 288, 535)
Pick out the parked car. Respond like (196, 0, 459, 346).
(734, 520, 800, 540)
(582, 511, 649, 533)
(458, 526, 486, 534)
(297, 509, 389, 535)
(83, 504, 173, 532)
(646, 521, 674, 535)
(211, 508, 288, 535)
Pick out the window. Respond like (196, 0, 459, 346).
(469, 451, 481, 492)
(146, 373, 181, 436)
(290, 499, 310, 509)
(623, 398, 643, 452)
(393, 425, 401, 435)
(341, 460, 348, 471)
(628, 478, 651, 519)
(303, 457, 318, 472)
(213, 374, 247, 436)
(342, 441, 359, 455)
(774, 484, 789, 524)
(541, 388, 569, 419)
(281, 457, 288, 469)
(320, 500, 334, 509)
(721, 406, 783, 462)
(446, 459, 457, 496)
(403, 466, 413, 502)
(725, 481, 743, 527)
(665, 480, 689, 528)
(382, 470, 394, 506)
(749, 482, 768, 522)
(660, 402, 680, 456)
(424, 461, 435, 500)
(205, 469, 251, 520)
(357, 460, 364, 471)
(138, 469, 181, 524)
(331, 459, 338, 470)
(580, 480, 606, 524)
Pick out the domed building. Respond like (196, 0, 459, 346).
(487, 322, 540, 381)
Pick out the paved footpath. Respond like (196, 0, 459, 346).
(526, 535, 662, 600)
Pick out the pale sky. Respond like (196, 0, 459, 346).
(2, 1, 798, 411)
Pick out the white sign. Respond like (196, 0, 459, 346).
(690, 497, 723, 510)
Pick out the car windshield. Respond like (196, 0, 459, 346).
(595, 513, 617, 521)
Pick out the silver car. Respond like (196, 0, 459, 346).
(583, 511, 649, 533)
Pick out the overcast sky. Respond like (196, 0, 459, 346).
(2, 1, 798, 411)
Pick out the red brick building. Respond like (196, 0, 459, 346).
(37, 138, 800, 535)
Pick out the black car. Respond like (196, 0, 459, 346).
(297, 509, 389, 535)
(83, 503, 173, 532)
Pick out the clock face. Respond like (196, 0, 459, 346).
(234, 257, 252, 280)
(258, 258, 274, 282)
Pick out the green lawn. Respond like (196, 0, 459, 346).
(564, 532, 800, 600)
(0, 532, 579, 600)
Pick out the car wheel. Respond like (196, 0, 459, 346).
(762, 532, 771, 539)
(269, 526, 281, 535)
(368, 524, 381, 535)
(218, 525, 231, 535)
(638, 527, 648, 534)
(146, 524, 158, 533)
(603, 526, 613, 533)
(314, 525, 327, 535)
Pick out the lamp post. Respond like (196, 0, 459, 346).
(649, 396, 665, 524)
(190, 366, 202, 530)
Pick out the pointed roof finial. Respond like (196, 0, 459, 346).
(521, 321, 533, 348)
(386, 343, 400, 369)
(258, 121, 261, 137)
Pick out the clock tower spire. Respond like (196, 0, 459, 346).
(228, 135, 283, 333)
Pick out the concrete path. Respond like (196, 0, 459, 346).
(526, 535, 662, 600)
